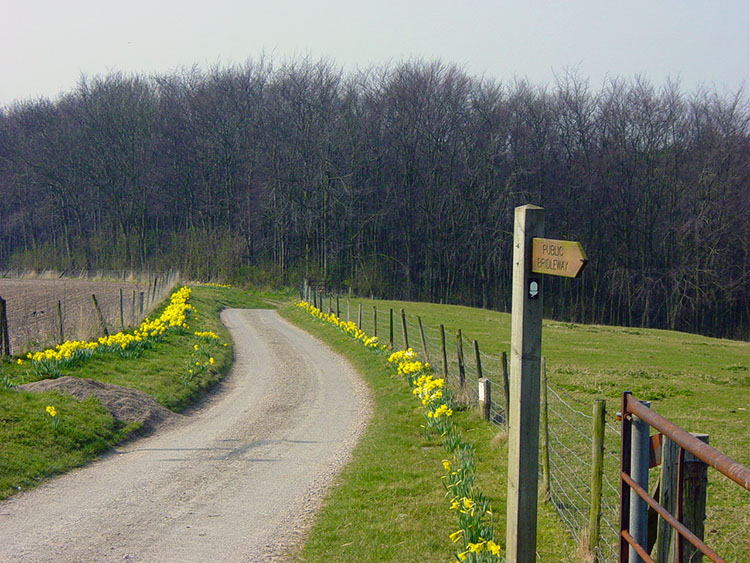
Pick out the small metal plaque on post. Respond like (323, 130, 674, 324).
(528, 278, 540, 299)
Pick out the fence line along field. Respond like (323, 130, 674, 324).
(0, 271, 179, 354)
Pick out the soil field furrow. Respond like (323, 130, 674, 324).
(0, 278, 174, 353)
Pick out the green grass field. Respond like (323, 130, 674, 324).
(292, 296, 749, 561)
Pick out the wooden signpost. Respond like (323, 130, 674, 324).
(506, 205, 587, 563)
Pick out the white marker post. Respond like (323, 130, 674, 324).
(506, 204, 545, 562)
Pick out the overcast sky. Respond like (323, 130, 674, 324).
(1, 0, 748, 108)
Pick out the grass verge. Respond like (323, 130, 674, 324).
(0, 285, 271, 500)
(286, 297, 749, 561)
(279, 302, 574, 562)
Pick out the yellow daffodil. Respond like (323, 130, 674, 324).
(468, 541, 485, 553)
(486, 540, 501, 556)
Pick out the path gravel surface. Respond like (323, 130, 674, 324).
(0, 309, 371, 562)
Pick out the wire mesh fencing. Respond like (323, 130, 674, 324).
(544, 381, 621, 562)
(0, 270, 180, 354)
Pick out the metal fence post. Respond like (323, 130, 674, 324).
(629, 399, 651, 563)
(589, 399, 606, 559)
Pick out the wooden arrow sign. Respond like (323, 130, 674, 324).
(531, 238, 588, 278)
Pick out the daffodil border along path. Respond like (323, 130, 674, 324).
(293, 301, 505, 563)
(0, 307, 370, 562)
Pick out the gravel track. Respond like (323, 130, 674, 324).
(0, 309, 371, 562)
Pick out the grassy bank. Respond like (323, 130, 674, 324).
(285, 297, 749, 561)
(0, 285, 271, 500)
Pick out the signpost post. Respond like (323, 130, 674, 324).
(506, 205, 587, 562)
(506, 204, 545, 563)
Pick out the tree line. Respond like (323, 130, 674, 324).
(0, 58, 747, 339)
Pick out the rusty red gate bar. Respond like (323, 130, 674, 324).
(618, 391, 750, 563)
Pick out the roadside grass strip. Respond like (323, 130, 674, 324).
(296, 300, 505, 562)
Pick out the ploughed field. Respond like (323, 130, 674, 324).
(0, 278, 163, 353)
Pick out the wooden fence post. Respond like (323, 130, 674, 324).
(57, 300, 64, 344)
(139, 292, 144, 317)
(336, 295, 340, 318)
(588, 399, 606, 558)
(456, 329, 465, 389)
(389, 309, 394, 350)
(473, 340, 483, 380)
(658, 434, 710, 563)
(131, 290, 136, 325)
(680, 434, 709, 563)
(478, 377, 491, 421)
(540, 357, 551, 501)
(119, 288, 124, 331)
(656, 436, 680, 563)
(358, 302, 362, 329)
(418, 316, 429, 363)
(440, 324, 448, 378)
(91, 294, 109, 336)
(0, 296, 9, 357)
(401, 309, 409, 350)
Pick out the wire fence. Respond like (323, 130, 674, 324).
(316, 293, 624, 561)
(0, 270, 180, 354)
(545, 381, 621, 562)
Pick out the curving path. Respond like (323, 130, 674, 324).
(0, 309, 370, 562)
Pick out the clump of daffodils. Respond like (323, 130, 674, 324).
(26, 287, 195, 375)
(295, 301, 387, 350)
(45, 404, 60, 430)
(194, 330, 219, 339)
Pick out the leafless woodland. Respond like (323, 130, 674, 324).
(1, 59, 747, 338)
